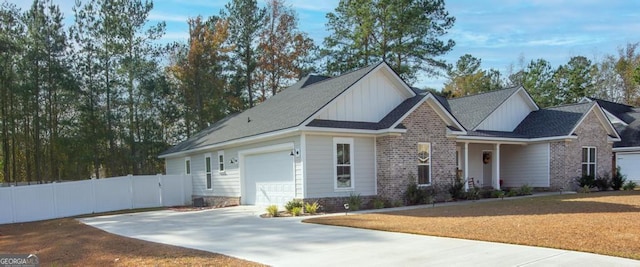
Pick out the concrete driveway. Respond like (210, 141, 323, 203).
(80, 206, 639, 267)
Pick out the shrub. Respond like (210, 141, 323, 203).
(576, 175, 595, 188)
(448, 177, 466, 200)
(348, 193, 362, 211)
(284, 199, 303, 213)
(405, 183, 427, 205)
(594, 174, 611, 191)
(611, 167, 626, 191)
(623, 180, 637, 191)
(372, 198, 385, 209)
(466, 187, 480, 200)
(506, 188, 518, 197)
(266, 205, 278, 217)
(479, 189, 493, 199)
(291, 207, 302, 216)
(518, 184, 533, 195)
(491, 190, 505, 199)
(304, 202, 319, 215)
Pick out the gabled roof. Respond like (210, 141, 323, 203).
(160, 63, 382, 157)
(585, 98, 640, 148)
(513, 102, 594, 138)
(447, 86, 521, 130)
(587, 97, 635, 124)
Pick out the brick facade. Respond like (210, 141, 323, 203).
(193, 195, 240, 208)
(549, 110, 613, 190)
(376, 101, 457, 203)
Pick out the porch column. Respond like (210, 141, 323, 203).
(494, 143, 501, 190)
(464, 142, 469, 191)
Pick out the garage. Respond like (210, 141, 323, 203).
(616, 152, 640, 183)
(242, 148, 295, 206)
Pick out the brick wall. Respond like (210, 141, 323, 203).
(549, 109, 613, 190)
(376, 101, 457, 203)
(193, 195, 240, 208)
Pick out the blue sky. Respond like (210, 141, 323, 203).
(7, 0, 640, 89)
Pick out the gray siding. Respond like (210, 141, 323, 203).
(501, 143, 550, 187)
(305, 135, 376, 198)
(166, 135, 302, 198)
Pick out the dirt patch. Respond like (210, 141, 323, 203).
(304, 191, 640, 260)
(0, 217, 265, 266)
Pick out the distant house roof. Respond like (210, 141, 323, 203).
(587, 98, 640, 148)
(160, 62, 383, 156)
(447, 86, 521, 130)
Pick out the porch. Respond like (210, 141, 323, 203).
(456, 141, 551, 191)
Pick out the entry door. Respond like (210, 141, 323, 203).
(482, 151, 492, 187)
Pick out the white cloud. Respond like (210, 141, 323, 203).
(149, 11, 189, 23)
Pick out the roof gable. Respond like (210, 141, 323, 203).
(475, 87, 539, 131)
(447, 86, 522, 130)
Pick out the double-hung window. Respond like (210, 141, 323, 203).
(185, 157, 191, 175)
(218, 151, 225, 172)
(334, 138, 354, 190)
(418, 143, 431, 185)
(205, 153, 212, 190)
(582, 147, 596, 177)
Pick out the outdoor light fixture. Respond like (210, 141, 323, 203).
(229, 158, 238, 164)
(289, 149, 300, 157)
(344, 203, 350, 215)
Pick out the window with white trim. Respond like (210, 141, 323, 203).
(185, 157, 191, 175)
(205, 153, 212, 190)
(334, 138, 354, 190)
(218, 151, 225, 172)
(582, 147, 596, 177)
(418, 143, 431, 185)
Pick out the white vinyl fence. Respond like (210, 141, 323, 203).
(0, 174, 192, 224)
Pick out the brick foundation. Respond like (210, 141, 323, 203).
(302, 195, 377, 212)
(192, 195, 240, 208)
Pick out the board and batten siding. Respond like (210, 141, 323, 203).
(500, 143, 550, 187)
(305, 135, 376, 198)
(165, 135, 303, 199)
(476, 91, 534, 131)
(316, 70, 407, 123)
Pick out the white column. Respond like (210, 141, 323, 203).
(464, 142, 469, 191)
(495, 144, 501, 190)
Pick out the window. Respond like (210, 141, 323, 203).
(218, 151, 225, 172)
(418, 143, 431, 185)
(582, 147, 596, 177)
(205, 153, 212, 190)
(185, 157, 191, 175)
(334, 138, 354, 190)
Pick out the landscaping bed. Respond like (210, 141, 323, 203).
(304, 190, 640, 260)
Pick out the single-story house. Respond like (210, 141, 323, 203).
(581, 97, 640, 184)
(160, 62, 621, 209)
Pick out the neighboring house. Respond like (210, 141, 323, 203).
(160, 62, 620, 209)
(581, 97, 640, 184)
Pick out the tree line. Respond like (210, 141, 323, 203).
(1, 0, 638, 184)
(443, 45, 640, 108)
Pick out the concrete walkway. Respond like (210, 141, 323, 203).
(80, 204, 639, 267)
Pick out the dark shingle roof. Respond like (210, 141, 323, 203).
(513, 102, 594, 138)
(586, 98, 639, 148)
(588, 97, 635, 124)
(447, 87, 520, 130)
(161, 63, 382, 156)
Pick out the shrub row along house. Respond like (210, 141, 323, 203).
(160, 62, 625, 209)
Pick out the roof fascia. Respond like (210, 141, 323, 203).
(390, 94, 467, 133)
(568, 103, 621, 140)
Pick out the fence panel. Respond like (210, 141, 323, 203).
(0, 187, 14, 224)
(54, 180, 93, 218)
(12, 184, 56, 223)
(132, 175, 161, 209)
(161, 175, 184, 207)
(93, 176, 134, 213)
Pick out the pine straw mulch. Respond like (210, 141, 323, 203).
(0, 217, 265, 266)
(304, 190, 640, 260)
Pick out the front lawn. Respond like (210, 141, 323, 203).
(304, 191, 640, 260)
(0, 217, 264, 266)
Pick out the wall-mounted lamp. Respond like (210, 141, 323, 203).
(229, 158, 238, 164)
(289, 149, 300, 157)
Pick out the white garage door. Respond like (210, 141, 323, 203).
(243, 149, 294, 206)
(617, 152, 640, 183)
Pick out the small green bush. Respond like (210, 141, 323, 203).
(518, 184, 533, 195)
(623, 180, 637, 191)
(266, 205, 278, 217)
(491, 190, 505, 199)
(594, 174, 610, 191)
(506, 188, 518, 197)
(576, 175, 595, 188)
(348, 193, 362, 211)
(285, 199, 304, 213)
(611, 167, 626, 191)
(405, 183, 427, 205)
(291, 207, 302, 216)
(466, 187, 480, 200)
(580, 185, 591, 193)
(448, 177, 466, 200)
(372, 198, 385, 209)
(304, 202, 319, 215)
